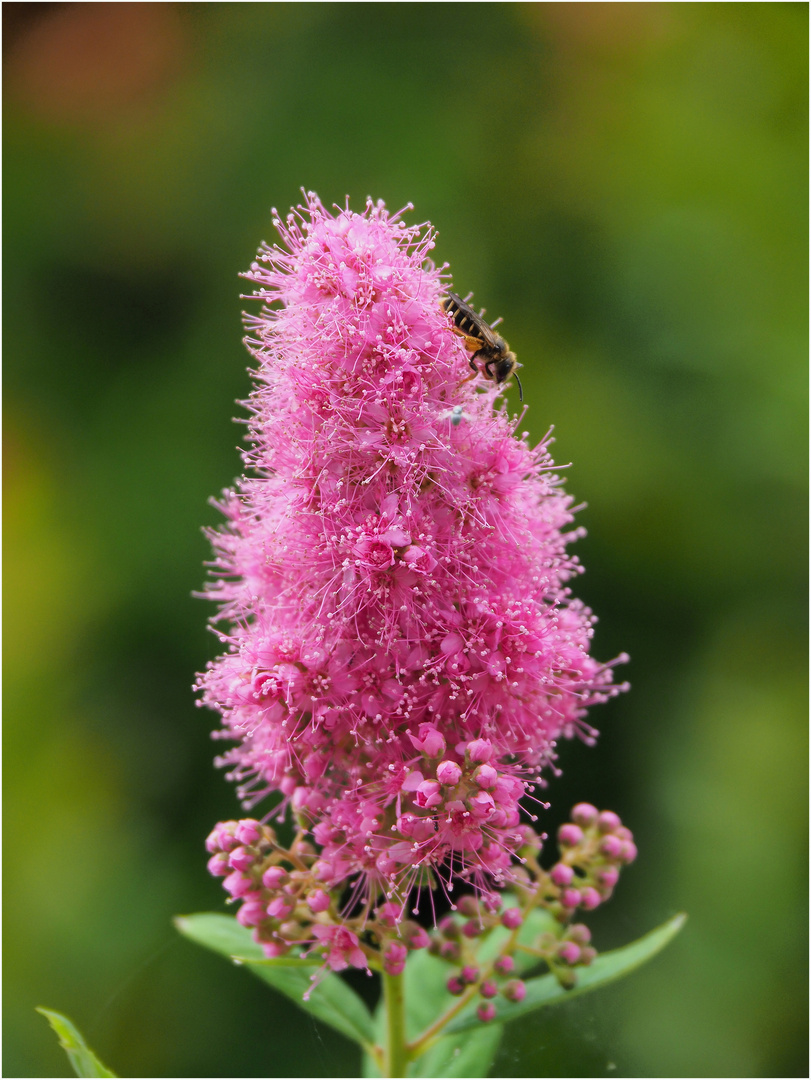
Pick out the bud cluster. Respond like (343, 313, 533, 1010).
(416, 804, 636, 1021)
(206, 818, 431, 976)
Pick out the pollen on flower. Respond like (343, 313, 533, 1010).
(197, 192, 626, 912)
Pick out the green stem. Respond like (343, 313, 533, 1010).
(383, 969, 408, 1078)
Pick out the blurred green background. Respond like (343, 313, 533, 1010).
(4, 3, 807, 1077)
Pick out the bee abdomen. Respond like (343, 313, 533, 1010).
(441, 295, 481, 338)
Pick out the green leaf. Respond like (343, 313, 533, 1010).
(175, 913, 376, 1049)
(444, 912, 687, 1036)
(409, 1024, 503, 1078)
(36, 1008, 116, 1078)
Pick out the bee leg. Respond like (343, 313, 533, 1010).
(468, 357, 478, 373)
(484, 359, 496, 378)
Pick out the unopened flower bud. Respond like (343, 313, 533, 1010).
(260, 939, 289, 959)
(437, 760, 463, 786)
(568, 923, 591, 944)
(457, 895, 480, 917)
(557, 967, 577, 990)
(460, 965, 480, 985)
(236, 901, 268, 928)
(619, 841, 638, 864)
(262, 865, 289, 890)
(550, 862, 574, 887)
(224, 870, 255, 898)
(235, 819, 262, 846)
(477, 1002, 497, 1023)
(438, 914, 460, 939)
(307, 889, 331, 914)
(207, 852, 230, 877)
(494, 955, 515, 976)
(599, 835, 623, 859)
(503, 979, 526, 1002)
(206, 821, 238, 853)
(467, 738, 492, 763)
(571, 803, 599, 827)
(439, 940, 461, 962)
(558, 941, 581, 965)
(561, 888, 581, 909)
(266, 896, 295, 920)
(580, 945, 597, 965)
(597, 867, 619, 890)
(474, 764, 498, 789)
(580, 887, 601, 910)
(558, 823, 583, 847)
(410, 724, 446, 759)
(501, 908, 523, 930)
(447, 976, 465, 996)
(597, 810, 622, 834)
(405, 925, 430, 951)
(480, 980, 498, 999)
(462, 920, 484, 939)
(228, 846, 256, 873)
(415, 779, 442, 808)
(383, 942, 408, 976)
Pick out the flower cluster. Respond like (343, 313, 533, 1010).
(206, 817, 430, 977)
(197, 193, 627, 910)
(424, 804, 638, 1021)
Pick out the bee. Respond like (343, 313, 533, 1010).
(441, 291, 523, 401)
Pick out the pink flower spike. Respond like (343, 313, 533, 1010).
(198, 194, 627, 907)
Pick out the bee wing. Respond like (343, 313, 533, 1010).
(443, 291, 501, 349)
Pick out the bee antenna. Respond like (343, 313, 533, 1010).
(514, 371, 524, 402)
